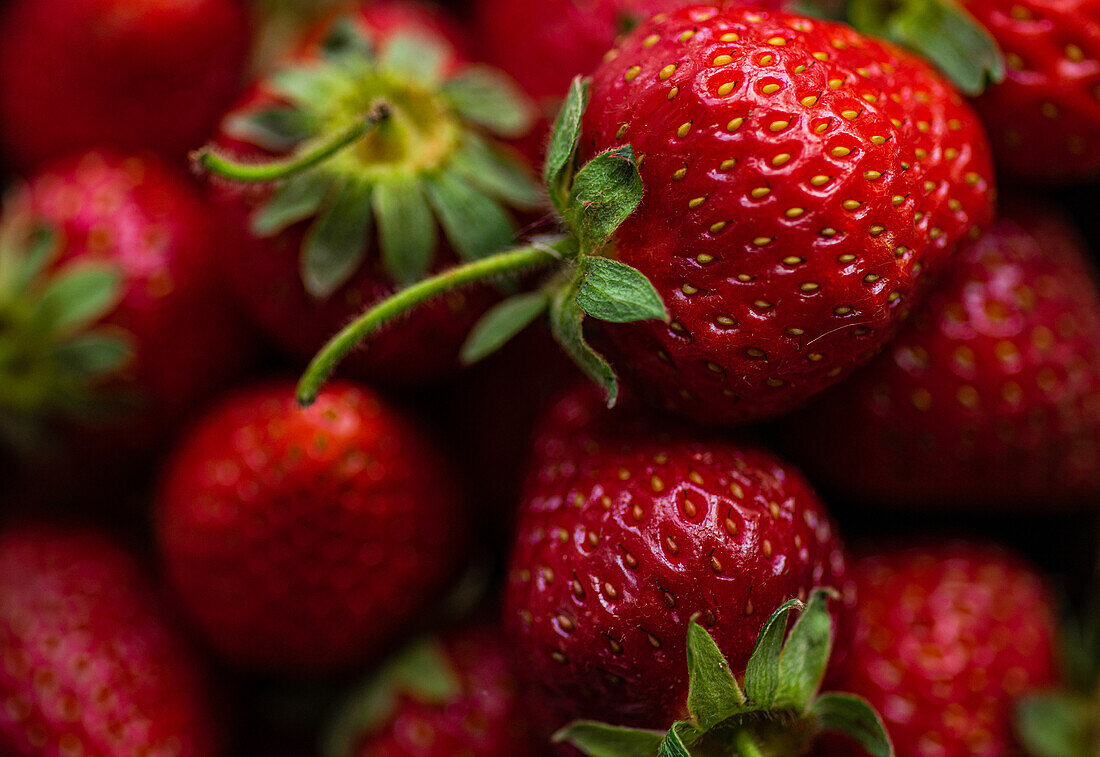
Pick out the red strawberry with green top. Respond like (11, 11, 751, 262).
(0, 0, 249, 171)
(155, 380, 469, 675)
(293, 5, 993, 428)
(825, 543, 1059, 757)
(503, 385, 878, 755)
(325, 624, 539, 756)
(963, 0, 1100, 183)
(0, 149, 251, 455)
(0, 524, 225, 757)
(198, 1, 540, 384)
(577, 5, 995, 424)
(783, 199, 1100, 508)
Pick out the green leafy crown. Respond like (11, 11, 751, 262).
(1015, 596, 1100, 757)
(296, 76, 671, 408)
(557, 589, 895, 757)
(196, 15, 543, 298)
(0, 200, 133, 449)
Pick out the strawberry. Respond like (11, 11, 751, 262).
(502, 384, 856, 740)
(154, 380, 469, 675)
(0, 524, 224, 757)
(476, 0, 694, 104)
(294, 5, 993, 428)
(826, 543, 1059, 757)
(199, 1, 540, 384)
(782, 199, 1100, 508)
(0, 0, 249, 171)
(577, 5, 995, 424)
(473, 0, 710, 162)
(962, 0, 1100, 183)
(325, 624, 539, 756)
(0, 149, 251, 455)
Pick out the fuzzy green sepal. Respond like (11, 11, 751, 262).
(198, 14, 542, 297)
(556, 589, 894, 757)
(0, 204, 133, 450)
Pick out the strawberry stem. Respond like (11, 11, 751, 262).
(296, 242, 567, 406)
(192, 103, 392, 183)
(735, 730, 766, 757)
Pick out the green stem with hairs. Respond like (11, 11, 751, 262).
(296, 242, 567, 405)
(734, 730, 766, 757)
(192, 103, 392, 183)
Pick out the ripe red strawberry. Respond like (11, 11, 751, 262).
(203, 1, 538, 384)
(960, 0, 1100, 183)
(0, 524, 224, 757)
(0, 0, 249, 171)
(579, 5, 995, 424)
(0, 149, 251, 454)
(293, 5, 994, 427)
(155, 380, 469, 675)
(826, 543, 1059, 756)
(783, 199, 1100, 508)
(476, 0, 691, 104)
(503, 384, 854, 733)
(326, 624, 539, 756)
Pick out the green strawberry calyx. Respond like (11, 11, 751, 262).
(323, 638, 460, 757)
(1015, 600, 1100, 756)
(557, 589, 894, 757)
(297, 76, 668, 408)
(844, 0, 1005, 96)
(0, 198, 134, 450)
(193, 14, 542, 298)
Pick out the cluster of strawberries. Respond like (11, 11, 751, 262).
(0, 0, 1099, 755)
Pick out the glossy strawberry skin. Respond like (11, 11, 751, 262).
(155, 380, 468, 675)
(0, 525, 224, 757)
(580, 5, 994, 425)
(352, 626, 539, 757)
(784, 200, 1100, 508)
(212, 2, 500, 385)
(503, 385, 853, 731)
(24, 149, 253, 442)
(0, 0, 248, 171)
(476, 0, 702, 102)
(828, 544, 1059, 757)
(962, 0, 1100, 183)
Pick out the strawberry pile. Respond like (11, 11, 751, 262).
(0, 1, 1098, 756)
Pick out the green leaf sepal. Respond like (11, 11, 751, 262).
(556, 588, 895, 757)
(0, 202, 134, 452)
(195, 13, 541, 298)
(846, 0, 1005, 96)
(295, 75, 667, 410)
(323, 638, 461, 757)
(1014, 595, 1100, 757)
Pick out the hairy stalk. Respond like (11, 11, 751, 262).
(734, 730, 766, 757)
(297, 243, 567, 405)
(192, 103, 392, 183)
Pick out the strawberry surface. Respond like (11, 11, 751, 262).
(0, 0, 249, 170)
(155, 380, 469, 675)
(963, 0, 1100, 183)
(784, 199, 1100, 507)
(827, 544, 1059, 757)
(580, 5, 994, 424)
(340, 625, 539, 756)
(503, 384, 853, 732)
(0, 525, 224, 757)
